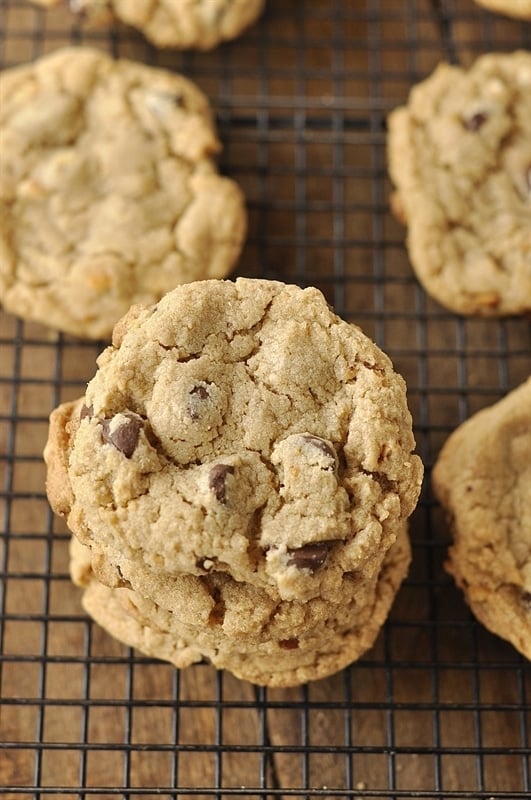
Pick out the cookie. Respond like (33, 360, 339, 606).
(44, 277, 423, 685)
(433, 378, 531, 659)
(69, 524, 412, 686)
(0, 47, 246, 338)
(29, 0, 265, 50)
(387, 51, 531, 316)
(473, 0, 531, 19)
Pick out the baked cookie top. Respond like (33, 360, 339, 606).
(0, 47, 246, 338)
(387, 51, 531, 316)
(45, 278, 423, 605)
(473, 0, 531, 19)
(433, 377, 531, 659)
(29, 0, 265, 50)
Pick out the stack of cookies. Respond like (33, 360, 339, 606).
(44, 278, 423, 686)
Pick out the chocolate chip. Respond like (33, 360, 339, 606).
(521, 590, 531, 610)
(373, 472, 397, 493)
(208, 464, 234, 504)
(188, 382, 211, 419)
(80, 404, 93, 420)
(287, 541, 335, 572)
(464, 111, 488, 131)
(301, 434, 337, 460)
(190, 384, 209, 400)
(207, 586, 225, 626)
(101, 412, 143, 458)
(299, 434, 338, 473)
(279, 638, 299, 650)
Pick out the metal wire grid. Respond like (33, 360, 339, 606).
(1, 0, 531, 797)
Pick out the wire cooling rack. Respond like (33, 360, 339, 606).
(1, 0, 531, 797)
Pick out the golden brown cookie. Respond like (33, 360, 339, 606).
(29, 0, 265, 50)
(387, 51, 531, 316)
(433, 378, 531, 659)
(0, 47, 246, 338)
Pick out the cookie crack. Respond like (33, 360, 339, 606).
(230, 295, 277, 345)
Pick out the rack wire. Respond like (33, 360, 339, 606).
(1, 0, 530, 797)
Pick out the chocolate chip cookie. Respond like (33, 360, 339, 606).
(387, 51, 531, 316)
(68, 522, 412, 686)
(433, 378, 531, 659)
(29, 0, 265, 50)
(0, 47, 246, 338)
(44, 278, 423, 685)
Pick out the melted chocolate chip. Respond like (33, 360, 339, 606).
(101, 413, 143, 458)
(208, 464, 235, 504)
(287, 541, 335, 572)
(373, 472, 397, 493)
(190, 384, 209, 400)
(521, 590, 531, 610)
(464, 111, 488, 131)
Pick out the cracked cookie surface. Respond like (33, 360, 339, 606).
(29, 0, 265, 49)
(0, 47, 246, 338)
(44, 277, 423, 685)
(68, 524, 412, 686)
(387, 51, 531, 316)
(433, 377, 531, 659)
